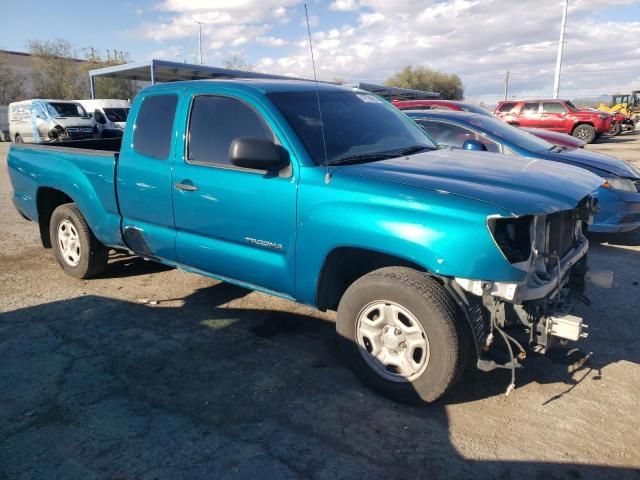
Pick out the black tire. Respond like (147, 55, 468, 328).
(336, 267, 469, 404)
(609, 122, 622, 136)
(14, 134, 23, 143)
(49, 203, 108, 279)
(572, 124, 597, 143)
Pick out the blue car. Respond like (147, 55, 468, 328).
(407, 110, 640, 233)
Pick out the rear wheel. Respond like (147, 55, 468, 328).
(14, 134, 23, 143)
(572, 124, 597, 143)
(336, 267, 468, 404)
(49, 203, 108, 279)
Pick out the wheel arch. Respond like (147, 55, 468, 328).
(571, 121, 595, 132)
(36, 187, 75, 248)
(316, 246, 430, 312)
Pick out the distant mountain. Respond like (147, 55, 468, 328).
(572, 94, 612, 108)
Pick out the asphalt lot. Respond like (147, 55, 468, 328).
(1, 134, 639, 479)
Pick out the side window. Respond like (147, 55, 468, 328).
(542, 102, 567, 113)
(522, 102, 540, 114)
(497, 102, 516, 113)
(188, 95, 274, 167)
(416, 120, 475, 148)
(477, 135, 501, 153)
(133, 94, 178, 160)
(95, 110, 106, 124)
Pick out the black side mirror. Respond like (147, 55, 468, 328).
(229, 138, 289, 170)
(462, 139, 487, 152)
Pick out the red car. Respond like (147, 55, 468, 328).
(494, 99, 612, 144)
(393, 99, 585, 149)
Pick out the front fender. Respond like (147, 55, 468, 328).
(294, 168, 526, 306)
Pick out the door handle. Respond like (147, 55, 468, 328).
(175, 182, 198, 192)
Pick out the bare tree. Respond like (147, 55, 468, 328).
(0, 54, 24, 104)
(223, 53, 254, 72)
(28, 39, 86, 99)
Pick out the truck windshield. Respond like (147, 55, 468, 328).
(268, 90, 436, 165)
(104, 108, 130, 122)
(46, 102, 87, 118)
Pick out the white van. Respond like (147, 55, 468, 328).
(76, 99, 131, 138)
(9, 99, 94, 143)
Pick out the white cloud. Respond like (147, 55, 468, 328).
(137, 0, 640, 100)
(256, 36, 288, 47)
(256, 0, 640, 100)
(329, 0, 359, 11)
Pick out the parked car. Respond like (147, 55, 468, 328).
(394, 99, 585, 148)
(393, 99, 492, 115)
(8, 99, 94, 143)
(494, 99, 612, 143)
(8, 80, 603, 403)
(76, 99, 131, 138)
(407, 110, 640, 233)
(519, 127, 586, 149)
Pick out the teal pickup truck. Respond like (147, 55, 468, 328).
(8, 80, 603, 402)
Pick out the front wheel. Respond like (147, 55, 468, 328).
(49, 203, 108, 279)
(336, 267, 469, 404)
(572, 124, 597, 143)
(609, 121, 622, 136)
(14, 134, 23, 143)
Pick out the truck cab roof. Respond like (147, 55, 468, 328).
(141, 79, 350, 95)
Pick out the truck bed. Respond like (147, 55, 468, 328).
(7, 140, 124, 249)
(29, 137, 122, 153)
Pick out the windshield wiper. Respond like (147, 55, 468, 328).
(328, 152, 399, 166)
(548, 145, 566, 152)
(397, 145, 433, 155)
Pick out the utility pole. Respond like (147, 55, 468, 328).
(195, 21, 204, 65)
(552, 0, 569, 99)
(503, 70, 510, 101)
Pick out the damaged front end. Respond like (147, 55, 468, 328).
(447, 196, 601, 389)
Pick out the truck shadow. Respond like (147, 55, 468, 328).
(1, 276, 638, 478)
(588, 230, 640, 247)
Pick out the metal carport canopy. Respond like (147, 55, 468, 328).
(88, 59, 311, 98)
(345, 82, 440, 100)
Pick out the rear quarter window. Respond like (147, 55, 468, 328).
(133, 94, 178, 160)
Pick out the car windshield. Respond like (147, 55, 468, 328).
(47, 102, 87, 118)
(104, 108, 130, 122)
(267, 90, 436, 165)
(462, 114, 554, 152)
(565, 100, 578, 111)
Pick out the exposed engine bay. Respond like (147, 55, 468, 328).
(445, 196, 600, 393)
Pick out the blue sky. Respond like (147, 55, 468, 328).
(2, 0, 639, 101)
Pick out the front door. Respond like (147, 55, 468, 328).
(520, 101, 542, 128)
(116, 92, 181, 261)
(172, 94, 297, 295)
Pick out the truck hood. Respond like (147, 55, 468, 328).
(552, 148, 640, 179)
(338, 149, 603, 216)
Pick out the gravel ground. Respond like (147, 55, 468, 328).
(1, 134, 639, 479)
